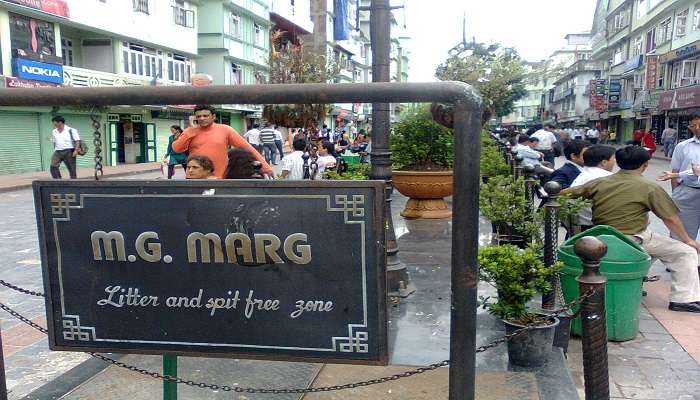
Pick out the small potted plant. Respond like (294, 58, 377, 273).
(479, 175, 541, 247)
(478, 244, 562, 367)
(390, 106, 454, 219)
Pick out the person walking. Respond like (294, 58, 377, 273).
(49, 115, 81, 179)
(258, 122, 277, 164)
(670, 115, 700, 251)
(273, 125, 285, 164)
(164, 125, 187, 179)
(244, 123, 262, 154)
(662, 124, 678, 157)
(586, 126, 600, 144)
(531, 124, 558, 164)
(566, 146, 700, 313)
(173, 105, 271, 178)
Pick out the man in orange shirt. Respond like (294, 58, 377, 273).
(173, 105, 272, 178)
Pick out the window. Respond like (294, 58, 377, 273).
(671, 61, 682, 88)
(229, 13, 241, 37)
(172, 0, 194, 28)
(10, 14, 55, 56)
(633, 35, 643, 56)
(657, 17, 672, 44)
(657, 64, 665, 89)
(254, 24, 264, 47)
(167, 53, 192, 83)
(694, 3, 700, 30)
(638, 0, 646, 19)
(681, 59, 698, 86)
(646, 29, 656, 53)
(122, 42, 162, 79)
(133, 0, 148, 13)
(61, 37, 74, 66)
(353, 67, 362, 82)
(676, 9, 689, 38)
(613, 46, 624, 65)
(360, 44, 367, 58)
(231, 63, 242, 85)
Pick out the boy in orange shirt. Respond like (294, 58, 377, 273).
(173, 105, 272, 178)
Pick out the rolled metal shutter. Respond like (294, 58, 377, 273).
(0, 112, 42, 175)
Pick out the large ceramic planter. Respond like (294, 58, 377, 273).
(392, 170, 453, 219)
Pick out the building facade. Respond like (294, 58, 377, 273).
(0, 0, 198, 174)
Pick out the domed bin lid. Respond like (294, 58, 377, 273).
(557, 225, 652, 279)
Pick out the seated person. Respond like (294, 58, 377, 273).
(565, 146, 700, 313)
(224, 148, 263, 179)
(185, 155, 217, 179)
(569, 144, 616, 229)
(550, 140, 590, 189)
(514, 135, 544, 167)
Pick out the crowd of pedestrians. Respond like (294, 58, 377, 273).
(497, 118, 700, 314)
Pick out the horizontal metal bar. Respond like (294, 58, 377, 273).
(0, 82, 480, 107)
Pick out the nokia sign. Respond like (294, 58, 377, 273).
(13, 58, 64, 84)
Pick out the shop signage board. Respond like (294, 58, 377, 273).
(13, 58, 64, 84)
(608, 76, 621, 110)
(4, 76, 59, 88)
(646, 55, 658, 90)
(2, 0, 69, 17)
(34, 180, 388, 364)
(659, 40, 700, 64)
(624, 55, 644, 73)
(658, 86, 700, 110)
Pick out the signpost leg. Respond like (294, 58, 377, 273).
(0, 321, 7, 400)
(163, 355, 177, 400)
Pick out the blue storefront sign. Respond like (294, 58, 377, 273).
(624, 55, 644, 73)
(12, 58, 64, 84)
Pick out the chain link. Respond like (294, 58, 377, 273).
(90, 108, 104, 181)
(0, 280, 44, 297)
(0, 288, 596, 394)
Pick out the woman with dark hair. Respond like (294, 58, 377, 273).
(317, 140, 338, 178)
(185, 155, 217, 179)
(164, 125, 187, 179)
(224, 148, 262, 179)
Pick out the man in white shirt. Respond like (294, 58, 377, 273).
(514, 135, 543, 167)
(50, 115, 81, 179)
(273, 125, 284, 164)
(586, 127, 600, 144)
(570, 145, 617, 227)
(531, 124, 558, 164)
(244, 124, 262, 154)
(281, 137, 308, 180)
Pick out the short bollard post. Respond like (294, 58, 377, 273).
(163, 355, 177, 400)
(574, 237, 609, 400)
(509, 148, 518, 171)
(513, 155, 524, 179)
(522, 164, 537, 210)
(542, 181, 562, 309)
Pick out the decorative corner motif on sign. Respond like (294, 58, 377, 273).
(50, 193, 78, 217)
(332, 324, 369, 353)
(333, 194, 365, 221)
(62, 315, 95, 341)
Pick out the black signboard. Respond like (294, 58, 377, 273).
(34, 180, 387, 364)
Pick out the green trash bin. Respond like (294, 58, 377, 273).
(342, 154, 361, 165)
(557, 225, 652, 341)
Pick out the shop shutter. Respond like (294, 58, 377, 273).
(0, 112, 42, 175)
(63, 115, 103, 168)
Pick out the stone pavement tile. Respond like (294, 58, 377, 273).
(302, 365, 539, 400)
(637, 318, 668, 334)
(608, 361, 652, 389)
(640, 332, 675, 341)
(1, 315, 46, 348)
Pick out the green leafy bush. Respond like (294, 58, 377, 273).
(323, 163, 371, 180)
(390, 106, 454, 171)
(478, 244, 561, 322)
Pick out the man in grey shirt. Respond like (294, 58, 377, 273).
(662, 125, 678, 157)
(670, 116, 700, 253)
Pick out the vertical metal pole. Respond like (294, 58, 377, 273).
(449, 100, 481, 400)
(522, 165, 536, 212)
(163, 355, 177, 400)
(370, 0, 413, 296)
(509, 149, 518, 173)
(542, 182, 562, 309)
(574, 237, 610, 400)
(513, 155, 523, 179)
(0, 322, 7, 400)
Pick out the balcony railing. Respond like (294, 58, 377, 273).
(62, 66, 187, 88)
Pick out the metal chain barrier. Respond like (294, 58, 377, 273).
(0, 280, 44, 297)
(90, 108, 104, 180)
(0, 286, 596, 394)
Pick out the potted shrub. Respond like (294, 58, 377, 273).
(390, 106, 454, 219)
(479, 175, 542, 247)
(478, 244, 562, 367)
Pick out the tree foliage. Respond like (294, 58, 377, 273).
(435, 42, 527, 122)
(261, 31, 340, 128)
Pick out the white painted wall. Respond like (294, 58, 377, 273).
(63, 0, 198, 55)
